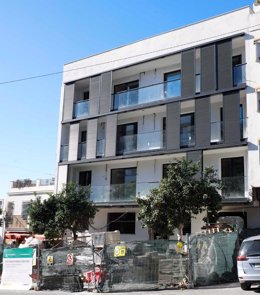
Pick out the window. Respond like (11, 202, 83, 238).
(164, 71, 181, 98)
(113, 80, 139, 110)
(110, 168, 137, 201)
(221, 157, 244, 197)
(107, 212, 135, 234)
(162, 163, 171, 178)
(21, 202, 30, 220)
(116, 123, 137, 155)
(180, 113, 195, 148)
(83, 91, 89, 101)
(162, 117, 166, 147)
(79, 171, 92, 186)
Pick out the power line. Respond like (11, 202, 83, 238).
(0, 22, 260, 86)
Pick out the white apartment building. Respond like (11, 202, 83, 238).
(4, 178, 54, 243)
(56, 3, 260, 241)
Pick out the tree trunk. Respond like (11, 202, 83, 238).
(148, 228, 155, 240)
(72, 229, 77, 241)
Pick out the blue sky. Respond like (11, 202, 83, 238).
(0, 0, 253, 197)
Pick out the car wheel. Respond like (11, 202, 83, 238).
(240, 283, 251, 290)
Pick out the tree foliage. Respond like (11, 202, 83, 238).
(137, 158, 222, 239)
(28, 183, 98, 241)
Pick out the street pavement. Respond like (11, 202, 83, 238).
(0, 283, 260, 295)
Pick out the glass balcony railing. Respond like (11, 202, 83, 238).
(240, 118, 248, 140)
(113, 80, 181, 110)
(195, 74, 201, 93)
(90, 182, 160, 203)
(211, 121, 223, 144)
(233, 63, 246, 86)
(78, 142, 86, 160)
(60, 144, 69, 162)
(180, 126, 195, 148)
(116, 130, 165, 155)
(96, 139, 105, 157)
(222, 176, 246, 199)
(73, 100, 89, 118)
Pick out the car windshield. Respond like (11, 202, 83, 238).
(240, 240, 260, 256)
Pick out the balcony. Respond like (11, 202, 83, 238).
(60, 144, 69, 162)
(96, 139, 105, 157)
(180, 126, 195, 148)
(233, 63, 246, 86)
(117, 130, 165, 155)
(211, 121, 223, 144)
(73, 100, 89, 118)
(113, 79, 181, 110)
(90, 182, 160, 203)
(78, 142, 86, 160)
(222, 176, 245, 200)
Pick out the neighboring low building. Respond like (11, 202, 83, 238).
(4, 178, 55, 244)
(56, 3, 260, 240)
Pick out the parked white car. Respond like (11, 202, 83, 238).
(237, 235, 260, 290)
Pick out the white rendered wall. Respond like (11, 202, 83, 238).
(63, 8, 251, 83)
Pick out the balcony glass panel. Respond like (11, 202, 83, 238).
(60, 144, 69, 162)
(96, 139, 105, 157)
(117, 134, 137, 155)
(233, 64, 246, 86)
(137, 130, 165, 151)
(222, 176, 245, 199)
(113, 80, 181, 110)
(90, 182, 160, 203)
(117, 130, 165, 155)
(73, 100, 89, 118)
(210, 121, 223, 144)
(180, 125, 195, 148)
(78, 142, 86, 160)
(195, 74, 201, 93)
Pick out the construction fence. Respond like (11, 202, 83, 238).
(31, 231, 241, 292)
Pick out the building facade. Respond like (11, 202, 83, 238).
(56, 4, 260, 241)
(4, 178, 55, 244)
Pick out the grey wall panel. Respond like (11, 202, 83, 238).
(89, 76, 100, 115)
(63, 84, 75, 120)
(87, 119, 98, 159)
(181, 50, 195, 97)
(166, 102, 180, 150)
(217, 39, 232, 90)
(201, 44, 216, 93)
(186, 150, 203, 177)
(195, 97, 210, 148)
(100, 72, 112, 114)
(68, 123, 80, 161)
(223, 91, 241, 145)
(105, 114, 117, 157)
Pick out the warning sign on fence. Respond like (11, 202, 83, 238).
(47, 255, 54, 266)
(66, 253, 74, 265)
(114, 245, 126, 257)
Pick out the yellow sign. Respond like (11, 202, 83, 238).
(114, 245, 126, 257)
(176, 241, 184, 253)
(47, 255, 54, 265)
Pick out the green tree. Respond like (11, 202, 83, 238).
(28, 183, 98, 241)
(137, 158, 222, 239)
